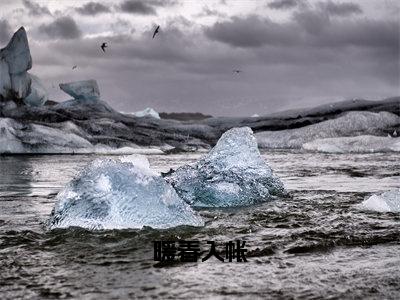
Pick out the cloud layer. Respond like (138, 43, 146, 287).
(1, 0, 398, 116)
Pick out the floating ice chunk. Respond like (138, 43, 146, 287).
(302, 135, 400, 153)
(165, 127, 286, 207)
(256, 111, 399, 149)
(23, 73, 48, 107)
(358, 190, 400, 213)
(132, 107, 160, 119)
(59, 80, 100, 101)
(0, 27, 32, 74)
(48, 157, 204, 230)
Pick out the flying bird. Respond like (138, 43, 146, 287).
(101, 42, 108, 52)
(152, 25, 160, 39)
(233, 69, 242, 74)
(72, 65, 77, 70)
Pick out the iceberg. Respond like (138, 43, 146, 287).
(302, 135, 400, 153)
(0, 27, 49, 106)
(256, 111, 399, 149)
(358, 190, 400, 213)
(165, 127, 286, 207)
(131, 107, 160, 119)
(0, 27, 32, 75)
(48, 156, 204, 230)
(23, 74, 48, 107)
(59, 80, 100, 101)
(0, 27, 33, 101)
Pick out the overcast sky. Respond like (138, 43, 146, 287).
(0, 0, 398, 116)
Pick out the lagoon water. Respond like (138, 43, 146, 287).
(0, 151, 399, 299)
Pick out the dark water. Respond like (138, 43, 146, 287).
(0, 151, 399, 299)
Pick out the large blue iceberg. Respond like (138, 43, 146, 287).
(48, 155, 204, 230)
(165, 127, 286, 207)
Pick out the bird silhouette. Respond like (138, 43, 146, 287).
(72, 65, 77, 70)
(233, 69, 242, 74)
(152, 25, 160, 39)
(101, 42, 108, 52)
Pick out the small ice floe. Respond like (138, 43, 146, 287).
(48, 155, 204, 230)
(131, 107, 160, 119)
(357, 189, 400, 213)
(165, 127, 286, 207)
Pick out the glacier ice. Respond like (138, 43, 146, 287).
(0, 118, 93, 154)
(0, 118, 166, 154)
(256, 111, 399, 149)
(131, 107, 160, 119)
(358, 190, 400, 213)
(302, 135, 400, 153)
(48, 156, 204, 230)
(164, 127, 286, 207)
(23, 74, 48, 107)
(59, 80, 100, 101)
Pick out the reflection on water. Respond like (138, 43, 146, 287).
(0, 156, 33, 197)
(0, 152, 399, 299)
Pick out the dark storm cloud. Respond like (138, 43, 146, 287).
(204, 15, 299, 48)
(268, 0, 298, 10)
(319, 1, 362, 16)
(0, 19, 12, 44)
(118, 0, 156, 15)
(205, 11, 398, 53)
(117, 0, 176, 15)
(76, 2, 111, 15)
(22, 0, 52, 16)
(38, 16, 82, 39)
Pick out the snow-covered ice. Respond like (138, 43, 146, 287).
(256, 111, 399, 149)
(357, 190, 400, 213)
(59, 80, 100, 101)
(303, 135, 400, 153)
(48, 156, 204, 230)
(165, 127, 286, 207)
